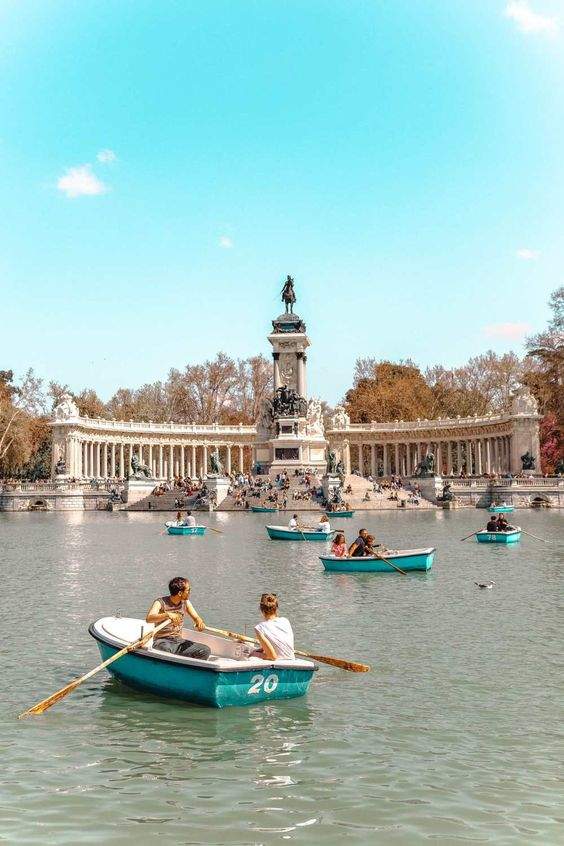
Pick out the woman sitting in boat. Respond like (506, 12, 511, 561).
(331, 532, 348, 558)
(496, 515, 515, 532)
(288, 514, 298, 530)
(252, 593, 295, 660)
(317, 515, 331, 533)
(146, 577, 211, 660)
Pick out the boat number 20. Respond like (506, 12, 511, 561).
(248, 673, 279, 695)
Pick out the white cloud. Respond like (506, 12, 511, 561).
(516, 247, 540, 259)
(96, 149, 117, 164)
(57, 165, 108, 198)
(219, 236, 234, 249)
(484, 322, 532, 340)
(504, 2, 558, 34)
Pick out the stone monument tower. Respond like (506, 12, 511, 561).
(253, 277, 327, 474)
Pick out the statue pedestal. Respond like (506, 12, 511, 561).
(122, 478, 156, 506)
(322, 474, 342, 502)
(415, 475, 443, 504)
(205, 476, 231, 508)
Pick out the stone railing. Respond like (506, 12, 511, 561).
(51, 416, 257, 435)
(327, 413, 513, 434)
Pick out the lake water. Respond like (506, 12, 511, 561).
(1, 509, 562, 845)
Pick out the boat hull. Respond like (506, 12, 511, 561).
(251, 506, 278, 513)
(89, 620, 315, 709)
(325, 510, 355, 518)
(488, 506, 514, 513)
(476, 530, 521, 544)
(166, 525, 206, 536)
(266, 525, 333, 541)
(320, 548, 435, 573)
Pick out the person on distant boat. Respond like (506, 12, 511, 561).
(175, 511, 182, 524)
(317, 515, 331, 533)
(146, 577, 210, 659)
(349, 528, 369, 557)
(182, 510, 196, 527)
(331, 532, 348, 557)
(486, 516, 498, 532)
(289, 513, 298, 530)
(251, 593, 295, 660)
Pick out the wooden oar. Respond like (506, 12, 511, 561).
(460, 531, 479, 542)
(204, 626, 370, 673)
(206, 526, 224, 534)
(18, 620, 170, 719)
(520, 528, 550, 543)
(374, 552, 408, 576)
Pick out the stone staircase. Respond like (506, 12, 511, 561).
(126, 488, 202, 512)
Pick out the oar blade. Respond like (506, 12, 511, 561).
(298, 651, 370, 673)
(19, 679, 82, 718)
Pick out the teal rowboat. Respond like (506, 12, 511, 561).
(89, 617, 316, 708)
(325, 510, 355, 518)
(266, 524, 333, 541)
(476, 528, 521, 543)
(251, 505, 278, 513)
(319, 547, 435, 573)
(165, 523, 206, 536)
(488, 505, 514, 513)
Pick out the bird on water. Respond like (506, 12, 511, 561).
(475, 581, 495, 589)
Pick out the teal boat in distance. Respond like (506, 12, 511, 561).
(90, 617, 316, 708)
(488, 504, 515, 513)
(325, 510, 355, 518)
(476, 528, 521, 543)
(266, 524, 334, 541)
(165, 522, 206, 536)
(320, 547, 435, 573)
(251, 505, 278, 513)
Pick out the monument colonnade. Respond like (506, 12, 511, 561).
(326, 413, 536, 478)
(51, 418, 257, 481)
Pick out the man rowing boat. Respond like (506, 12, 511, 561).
(146, 577, 210, 659)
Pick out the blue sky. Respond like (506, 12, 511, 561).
(2, 0, 563, 405)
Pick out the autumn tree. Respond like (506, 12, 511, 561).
(524, 287, 563, 472)
(346, 361, 436, 423)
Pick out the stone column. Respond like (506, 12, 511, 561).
(203, 445, 208, 476)
(191, 445, 197, 478)
(343, 441, 351, 475)
(394, 443, 399, 475)
(118, 443, 124, 477)
(148, 444, 153, 475)
(416, 443, 421, 468)
(456, 442, 462, 474)
(435, 442, 442, 475)
(370, 444, 377, 478)
(296, 352, 304, 397)
(180, 445, 185, 477)
(102, 443, 108, 478)
(466, 441, 472, 476)
(110, 444, 116, 477)
(238, 445, 244, 474)
(226, 446, 232, 474)
(273, 353, 281, 391)
(168, 444, 174, 479)
(174, 449, 179, 477)
(158, 445, 163, 478)
(475, 440, 482, 475)
(491, 438, 497, 473)
(383, 443, 389, 476)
